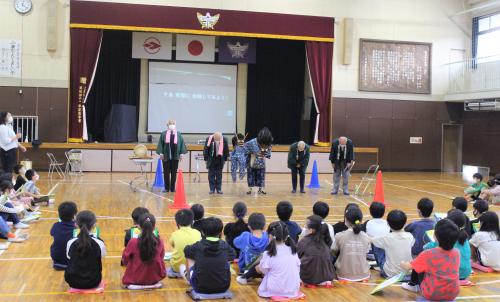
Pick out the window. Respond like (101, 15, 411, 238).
(474, 12, 500, 63)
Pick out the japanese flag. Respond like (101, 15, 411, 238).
(176, 34, 215, 62)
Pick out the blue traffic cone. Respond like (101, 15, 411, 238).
(152, 159, 164, 190)
(307, 160, 321, 188)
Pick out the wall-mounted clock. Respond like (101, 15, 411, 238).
(14, 0, 33, 15)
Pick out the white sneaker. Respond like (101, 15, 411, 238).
(6, 221, 13, 227)
(0, 243, 8, 250)
(236, 276, 248, 285)
(8, 236, 26, 243)
(401, 282, 420, 293)
(14, 222, 30, 229)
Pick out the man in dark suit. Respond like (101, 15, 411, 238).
(287, 141, 310, 193)
(329, 136, 355, 195)
(203, 132, 229, 194)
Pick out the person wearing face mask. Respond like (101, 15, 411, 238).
(287, 141, 310, 194)
(203, 132, 229, 194)
(156, 120, 187, 193)
(329, 136, 355, 195)
(243, 127, 273, 195)
(0, 112, 26, 173)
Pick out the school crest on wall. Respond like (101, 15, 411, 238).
(197, 12, 220, 29)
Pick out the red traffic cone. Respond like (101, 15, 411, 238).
(169, 169, 190, 210)
(372, 170, 385, 204)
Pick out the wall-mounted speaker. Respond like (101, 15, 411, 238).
(343, 18, 354, 65)
(47, 0, 58, 51)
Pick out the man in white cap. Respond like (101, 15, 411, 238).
(329, 136, 355, 195)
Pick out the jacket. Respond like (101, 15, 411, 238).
(287, 142, 310, 170)
(329, 138, 354, 164)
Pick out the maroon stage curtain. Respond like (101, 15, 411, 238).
(69, 28, 102, 142)
(306, 41, 333, 145)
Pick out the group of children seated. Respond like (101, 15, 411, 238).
(0, 166, 50, 250)
(46, 193, 500, 301)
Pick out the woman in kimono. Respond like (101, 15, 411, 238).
(243, 128, 273, 195)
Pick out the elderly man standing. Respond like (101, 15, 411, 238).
(329, 136, 355, 195)
(287, 141, 310, 193)
(203, 132, 229, 194)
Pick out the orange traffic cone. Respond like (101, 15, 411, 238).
(169, 169, 190, 210)
(372, 170, 385, 204)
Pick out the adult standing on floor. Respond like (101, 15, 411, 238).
(244, 127, 273, 195)
(287, 141, 310, 193)
(203, 131, 229, 194)
(0, 112, 26, 173)
(329, 136, 355, 195)
(156, 120, 187, 193)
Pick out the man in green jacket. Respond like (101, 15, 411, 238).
(288, 141, 310, 193)
(156, 120, 188, 192)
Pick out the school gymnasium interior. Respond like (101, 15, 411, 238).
(0, 0, 500, 301)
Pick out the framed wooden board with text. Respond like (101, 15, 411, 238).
(359, 39, 432, 94)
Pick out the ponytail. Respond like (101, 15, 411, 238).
(75, 210, 97, 257)
(306, 215, 332, 247)
(345, 207, 363, 235)
(138, 213, 158, 262)
(447, 209, 468, 245)
(266, 221, 297, 257)
(232, 202, 247, 222)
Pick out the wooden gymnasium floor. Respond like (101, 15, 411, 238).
(1, 172, 499, 302)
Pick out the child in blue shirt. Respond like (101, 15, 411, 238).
(50, 201, 77, 270)
(404, 198, 435, 257)
(234, 213, 268, 274)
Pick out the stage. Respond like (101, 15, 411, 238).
(19, 142, 379, 173)
(1, 172, 499, 302)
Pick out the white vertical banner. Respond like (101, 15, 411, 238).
(0, 40, 21, 78)
(176, 34, 215, 62)
(132, 32, 172, 60)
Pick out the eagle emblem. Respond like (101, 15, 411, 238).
(197, 12, 220, 30)
(227, 42, 249, 58)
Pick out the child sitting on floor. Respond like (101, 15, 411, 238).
(191, 204, 206, 234)
(479, 178, 500, 204)
(257, 221, 303, 299)
(0, 215, 27, 249)
(469, 211, 500, 272)
(65, 210, 106, 290)
(298, 215, 334, 287)
(276, 201, 301, 243)
(122, 213, 166, 288)
(50, 201, 78, 270)
(464, 173, 488, 202)
(365, 202, 390, 238)
(223, 201, 250, 258)
(333, 203, 361, 234)
(13, 164, 27, 191)
(311, 201, 335, 248)
(372, 210, 414, 278)
(333, 206, 371, 282)
(234, 213, 268, 277)
(124, 207, 149, 247)
(0, 180, 29, 229)
(452, 197, 472, 237)
(23, 169, 50, 205)
(424, 209, 472, 282)
(404, 198, 435, 257)
(470, 199, 489, 234)
(168, 209, 201, 278)
(184, 217, 236, 294)
(401, 219, 460, 301)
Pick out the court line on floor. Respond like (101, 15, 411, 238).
(323, 179, 369, 208)
(426, 180, 466, 189)
(117, 180, 174, 202)
(0, 229, 21, 257)
(384, 182, 456, 199)
(47, 182, 60, 195)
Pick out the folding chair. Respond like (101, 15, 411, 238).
(47, 153, 65, 178)
(65, 149, 83, 176)
(354, 164, 379, 196)
(193, 139, 206, 182)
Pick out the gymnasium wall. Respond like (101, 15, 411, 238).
(0, 0, 471, 157)
(332, 98, 463, 171)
